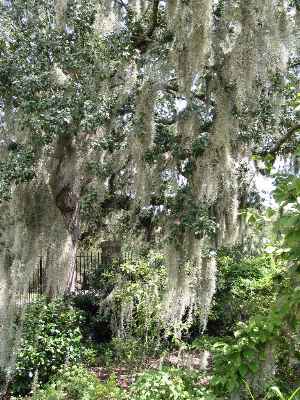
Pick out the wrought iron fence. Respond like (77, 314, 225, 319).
(28, 256, 47, 302)
(18, 246, 136, 306)
(18, 252, 102, 306)
(74, 252, 102, 290)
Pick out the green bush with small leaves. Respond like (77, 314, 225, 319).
(72, 251, 167, 347)
(129, 368, 216, 400)
(97, 337, 156, 368)
(207, 250, 282, 336)
(11, 298, 90, 396)
(29, 365, 123, 400)
(245, 381, 300, 400)
(210, 282, 300, 396)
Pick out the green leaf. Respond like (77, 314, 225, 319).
(288, 386, 300, 400)
(248, 361, 259, 374)
(268, 386, 285, 400)
(238, 364, 248, 378)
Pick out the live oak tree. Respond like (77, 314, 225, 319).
(0, 0, 299, 390)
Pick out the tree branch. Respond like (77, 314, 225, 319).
(116, 0, 128, 11)
(133, 0, 160, 52)
(147, 0, 160, 37)
(289, 60, 300, 69)
(155, 117, 177, 125)
(257, 124, 300, 157)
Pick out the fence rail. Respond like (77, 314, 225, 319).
(74, 252, 102, 290)
(17, 245, 137, 307)
(18, 249, 134, 306)
(18, 252, 103, 306)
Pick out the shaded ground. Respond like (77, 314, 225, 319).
(3, 350, 213, 397)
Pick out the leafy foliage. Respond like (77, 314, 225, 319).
(207, 251, 282, 335)
(129, 368, 215, 400)
(72, 251, 167, 344)
(273, 172, 300, 260)
(0, 146, 35, 200)
(11, 298, 90, 395)
(29, 365, 122, 400)
(96, 337, 163, 369)
(166, 187, 217, 244)
(1, 2, 299, 399)
(209, 280, 300, 395)
(0, 0, 127, 199)
(209, 148, 300, 397)
(245, 381, 300, 400)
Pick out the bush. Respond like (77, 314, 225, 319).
(71, 251, 167, 347)
(71, 291, 113, 343)
(129, 368, 216, 400)
(207, 250, 282, 336)
(96, 337, 163, 368)
(30, 365, 123, 400)
(245, 382, 300, 400)
(11, 298, 90, 396)
(210, 283, 300, 398)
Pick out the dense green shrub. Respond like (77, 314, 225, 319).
(29, 365, 123, 400)
(71, 251, 167, 345)
(210, 282, 300, 397)
(207, 250, 282, 336)
(71, 291, 113, 343)
(129, 368, 216, 400)
(96, 337, 164, 368)
(11, 298, 91, 396)
(245, 381, 300, 400)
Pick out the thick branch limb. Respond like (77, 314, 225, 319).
(133, 0, 160, 52)
(147, 0, 160, 37)
(155, 111, 177, 125)
(289, 60, 300, 69)
(257, 124, 300, 157)
(116, 0, 128, 11)
(163, 80, 206, 102)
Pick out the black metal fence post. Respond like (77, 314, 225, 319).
(23, 251, 109, 303)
